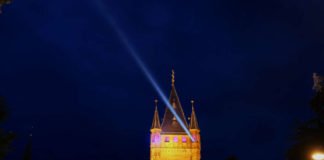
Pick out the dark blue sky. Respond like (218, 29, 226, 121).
(1, 0, 324, 159)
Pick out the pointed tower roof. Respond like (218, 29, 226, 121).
(189, 100, 199, 130)
(151, 99, 161, 129)
(161, 70, 189, 134)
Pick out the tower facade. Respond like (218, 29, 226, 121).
(150, 71, 201, 160)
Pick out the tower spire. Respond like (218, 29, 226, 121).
(172, 69, 175, 86)
(161, 71, 189, 133)
(190, 100, 199, 130)
(151, 99, 161, 129)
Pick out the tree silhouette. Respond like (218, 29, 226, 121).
(225, 155, 238, 160)
(0, 97, 15, 160)
(287, 74, 324, 160)
(0, 0, 11, 14)
(23, 135, 32, 160)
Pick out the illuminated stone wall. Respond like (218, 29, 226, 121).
(150, 131, 201, 160)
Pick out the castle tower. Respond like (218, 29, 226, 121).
(190, 100, 201, 160)
(150, 70, 201, 160)
(150, 99, 162, 160)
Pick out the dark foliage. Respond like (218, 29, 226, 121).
(0, 97, 15, 160)
(0, 0, 11, 14)
(0, 0, 11, 5)
(286, 91, 324, 160)
(311, 92, 324, 117)
(23, 136, 32, 160)
(226, 155, 238, 160)
(0, 98, 7, 122)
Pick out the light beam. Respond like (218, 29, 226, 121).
(94, 0, 194, 141)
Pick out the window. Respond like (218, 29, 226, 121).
(173, 136, 178, 142)
(182, 136, 187, 143)
(193, 135, 199, 142)
(152, 135, 160, 143)
(165, 136, 170, 142)
(154, 135, 160, 143)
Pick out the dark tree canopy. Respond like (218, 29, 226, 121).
(0, 97, 15, 160)
(23, 135, 32, 160)
(0, 0, 11, 14)
(0, 97, 6, 122)
(226, 155, 238, 160)
(0, 0, 11, 5)
(287, 85, 324, 159)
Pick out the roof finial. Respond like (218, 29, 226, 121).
(154, 99, 158, 107)
(172, 69, 175, 86)
(191, 100, 195, 108)
(30, 125, 33, 137)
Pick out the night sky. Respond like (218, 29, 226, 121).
(1, 0, 324, 159)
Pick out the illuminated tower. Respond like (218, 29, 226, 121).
(150, 99, 162, 160)
(150, 71, 201, 160)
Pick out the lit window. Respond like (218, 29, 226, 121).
(174, 136, 178, 142)
(193, 135, 199, 142)
(182, 136, 187, 143)
(165, 137, 170, 142)
(154, 135, 160, 143)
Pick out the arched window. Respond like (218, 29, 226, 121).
(193, 135, 199, 142)
(154, 135, 160, 143)
(165, 136, 170, 142)
(182, 136, 187, 143)
(173, 136, 178, 142)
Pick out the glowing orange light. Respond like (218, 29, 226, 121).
(312, 152, 324, 160)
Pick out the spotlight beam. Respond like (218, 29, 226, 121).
(94, 0, 194, 141)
